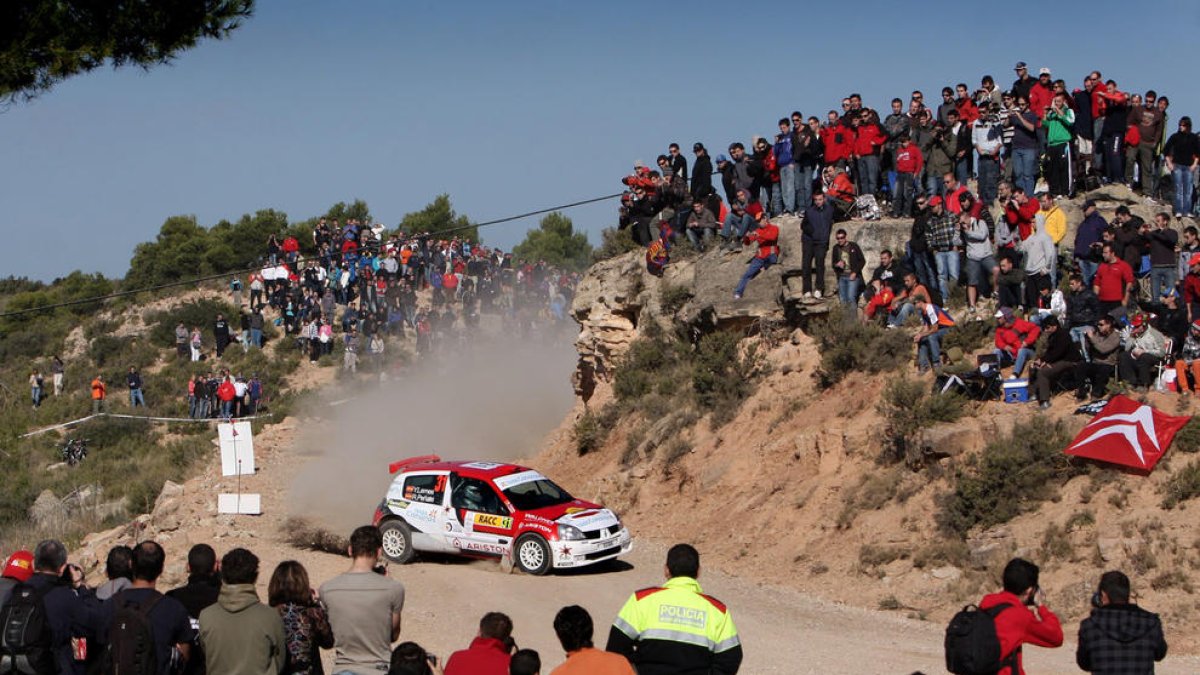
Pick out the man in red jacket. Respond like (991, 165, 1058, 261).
(733, 213, 780, 300)
(1003, 187, 1041, 240)
(444, 612, 515, 675)
(993, 306, 1040, 377)
(978, 558, 1064, 675)
(216, 376, 237, 420)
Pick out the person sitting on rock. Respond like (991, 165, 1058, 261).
(1030, 316, 1081, 409)
(733, 212, 780, 301)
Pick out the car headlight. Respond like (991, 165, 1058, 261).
(558, 524, 585, 541)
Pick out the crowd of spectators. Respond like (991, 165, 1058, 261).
(0, 534, 738, 675)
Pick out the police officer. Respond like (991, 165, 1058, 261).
(605, 544, 742, 674)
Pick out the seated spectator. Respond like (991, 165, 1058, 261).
(913, 296, 956, 373)
(510, 649, 541, 675)
(549, 605, 633, 675)
(1030, 316, 1081, 409)
(101, 541, 196, 675)
(887, 272, 931, 327)
(269, 560, 333, 675)
(820, 166, 856, 221)
(993, 307, 1040, 378)
(1076, 315, 1122, 400)
(1028, 277, 1066, 327)
(1118, 314, 1167, 390)
(995, 256, 1027, 311)
(94, 545, 133, 601)
(1174, 320, 1200, 395)
(198, 547, 285, 675)
(388, 642, 443, 675)
(320, 526, 406, 675)
(684, 200, 718, 251)
(444, 612, 515, 675)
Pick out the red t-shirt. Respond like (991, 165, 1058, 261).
(978, 591, 1064, 675)
(1094, 259, 1133, 301)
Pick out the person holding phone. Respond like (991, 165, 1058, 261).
(976, 558, 1064, 675)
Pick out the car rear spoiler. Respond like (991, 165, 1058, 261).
(388, 454, 442, 474)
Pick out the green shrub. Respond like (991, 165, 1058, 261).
(147, 297, 240, 348)
(574, 403, 620, 455)
(1172, 419, 1200, 454)
(814, 313, 912, 387)
(877, 378, 966, 468)
(594, 227, 639, 261)
(1162, 460, 1200, 509)
(692, 331, 762, 427)
(937, 417, 1084, 536)
(942, 319, 992, 356)
(659, 285, 692, 316)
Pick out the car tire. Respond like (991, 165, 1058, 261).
(514, 534, 552, 575)
(379, 519, 416, 564)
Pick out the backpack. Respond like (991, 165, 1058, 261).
(944, 602, 1018, 675)
(106, 590, 163, 675)
(0, 582, 55, 675)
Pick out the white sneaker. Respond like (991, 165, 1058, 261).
(803, 292, 812, 299)
(813, 290, 822, 299)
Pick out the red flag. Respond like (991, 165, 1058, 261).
(1065, 395, 1191, 472)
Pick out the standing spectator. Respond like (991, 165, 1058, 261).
(773, 118, 797, 215)
(269, 560, 334, 675)
(732, 212, 779, 301)
(444, 612, 514, 675)
(831, 229, 865, 306)
(175, 323, 190, 359)
(606, 544, 741, 675)
(29, 369, 43, 409)
(51, 355, 65, 396)
(1008, 95, 1040, 196)
(1076, 571, 1168, 673)
(1043, 93, 1075, 197)
(1021, 214, 1057, 309)
(250, 308, 265, 349)
(230, 276, 243, 308)
(343, 328, 359, 373)
(167, 544, 222, 675)
(198, 548, 286, 675)
(1097, 80, 1130, 185)
(249, 273, 265, 311)
(973, 103, 1004, 205)
(1147, 212, 1180, 301)
(91, 374, 107, 414)
(549, 606, 633, 675)
(216, 377, 237, 421)
(239, 311, 252, 353)
(1030, 316, 1080, 409)
(7, 540, 102, 675)
(214, 314, 231, 358)
(801, 192, 834, 298)
(94, 545, 133, 601)
(1133, 93, 1166, 195)
(976, 558, 1063, 675)
(1094, 244, 1135, 317)
(924, 196, 960, 305)
(320, 526, 406, 675)
(796, 117, 822, 210)
(1002, 186, 1040, 241)
(1076, 315, 1122, 400)
(908, 196, 937, 291)
(913, 296, 956, 373)
(127, 366, 145, 409)
(961, 211, 997, 315)
(892, 134, 923, 217)
(1073, 200, 1107, 286)
(190, 326, 203, 362)
(1163, 117, 1200, 219)
(993, 307, 1041, 378)
(689, 143, 712, 202)
(100, 541, 196, 675)
(247, 374, 263, 416)
(667, 142, 687, 182)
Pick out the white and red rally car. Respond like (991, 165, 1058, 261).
(372, 455, 633, 575)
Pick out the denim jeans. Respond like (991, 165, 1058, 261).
(1012, 147, 1038, 196)
(130, 388, 145, 408)
(1070, 326, 1094, 362)
(1151, 266, 1178, 301)
(919, 328, 948, 370)
(735, 254, 778, 297)
(977, 155, 1000, 204)
(934, 250, 960, 303)
(909, 249, 937, 291)
(221, 400, 233, 420)
(32, 387, 41, 408)
(889, 301, 918, 327)
(795, 163, 816, 210)
(1102, 134, 1125, 184)
(722, 213, 753, 240)
(893, 173, 915, 217)
(251, 328, 263, 348)
(954, 155, 971, 186)
(1173, 166, 1195, 217)
(926, 174, 945, 199)
(857, 155, 881, 197)
(1076, 258, 1099, 287)
(686, 227, 715, 250)
(837, 276, 862, 305)
(778, 163, 798, 213)
(995, 347, 1036, 377)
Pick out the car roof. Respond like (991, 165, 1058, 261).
(391, 456, 533, 481)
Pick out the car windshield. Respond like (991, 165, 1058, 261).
(502, 478, 573, 511)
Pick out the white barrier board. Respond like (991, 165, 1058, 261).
(218, 421, 255, 476)
(218, 493, 261, 515)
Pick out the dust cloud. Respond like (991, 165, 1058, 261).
(287, 334, 578, 533)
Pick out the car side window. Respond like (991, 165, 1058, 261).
(450, 476, 507, 516)
(403, 474, 446, 505)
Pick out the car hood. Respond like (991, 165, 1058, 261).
(528, 500, 620, 531)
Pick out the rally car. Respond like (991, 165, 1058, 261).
(372, 455, 633, 575)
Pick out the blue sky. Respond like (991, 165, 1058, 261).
(3, 0, 1197, 281)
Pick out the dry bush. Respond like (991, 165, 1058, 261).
(282, 517, 349, 555)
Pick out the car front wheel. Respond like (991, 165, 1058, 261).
(514, 534, 552, 575)
(379, 520, 415, 564)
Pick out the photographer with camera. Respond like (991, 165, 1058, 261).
(1076, 570, 1167, 673)
(975, 558, 1064, 675)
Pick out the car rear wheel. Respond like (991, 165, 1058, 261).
(379, 520, 415, 564)
(514, 534, 552, 575)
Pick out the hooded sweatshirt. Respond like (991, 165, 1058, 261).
(1076, 604, 1167, 674)
(198, 583, 286, 675)
(1022, 218, 1057, 275)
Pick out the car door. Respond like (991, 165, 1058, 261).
(449, 474, 515, 557)
(388, 471, 456, 552)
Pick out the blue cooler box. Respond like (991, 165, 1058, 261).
(1002, 378, 1029, 403)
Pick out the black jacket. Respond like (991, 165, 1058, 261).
(690, 154, 713, 201)
(1076, 604, 1167, 675)
(1042, 327, 1081, 364)
(167, 574, 222, 675)
(1067, 288, 1101, 327)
